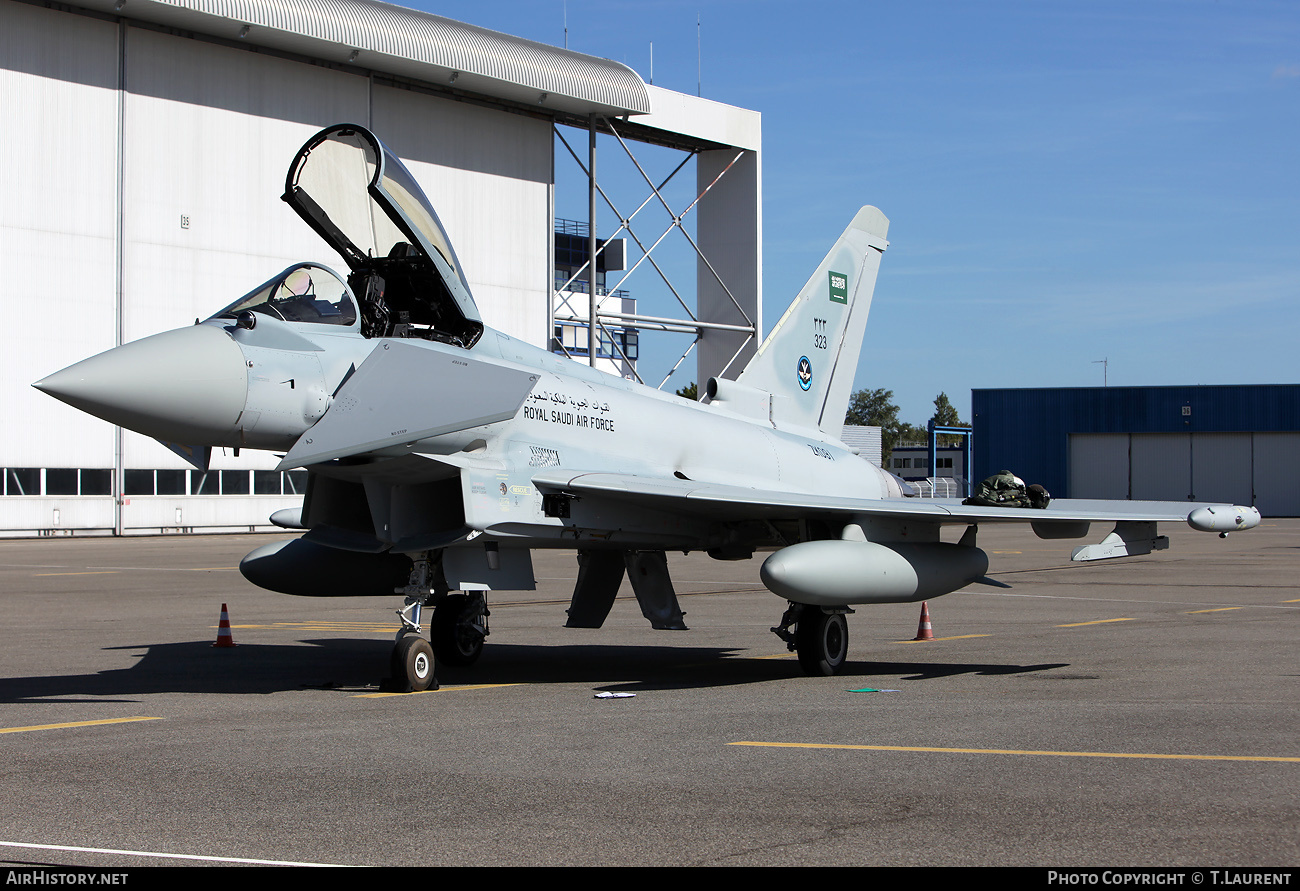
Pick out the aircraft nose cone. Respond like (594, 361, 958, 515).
(34, 324, 248, 445)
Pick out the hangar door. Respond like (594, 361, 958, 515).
(1069, 433, 1300, 515)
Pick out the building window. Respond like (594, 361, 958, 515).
(46, 468, 79, 495)
(4, 468, 41, 495)
(254, 471, 282, 495)
(156, 470, 187, 495)
(125, 470, 155, 495)
(191, 472, 219, 495)
(81, 469, 111, 495)
(221, 470, 250, 495)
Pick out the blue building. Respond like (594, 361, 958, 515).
(971, 385, 1300, 516)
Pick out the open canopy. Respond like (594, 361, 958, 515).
(283, 124, 483, 347)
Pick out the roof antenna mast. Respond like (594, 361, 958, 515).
(696, 13, 701, 96)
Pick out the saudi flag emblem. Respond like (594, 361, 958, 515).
(828, 271, 848, 304)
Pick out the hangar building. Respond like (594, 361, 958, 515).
(971, 385, 1300, 517)
(1, 0, 761, 536)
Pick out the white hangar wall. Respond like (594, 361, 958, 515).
(0, 0, 552, 534)
(1, 0, 762, 537)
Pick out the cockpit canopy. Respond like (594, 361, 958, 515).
(282, 124, 483, 348)
(213, 263, 357, 328)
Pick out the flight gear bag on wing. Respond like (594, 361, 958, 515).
(963, 471, 1050, 509)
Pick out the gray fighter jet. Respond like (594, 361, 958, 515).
(35, 124, 1261, 691)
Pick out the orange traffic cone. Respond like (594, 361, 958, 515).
(212, 603, 237, 648)
(912, 602, 934, 641)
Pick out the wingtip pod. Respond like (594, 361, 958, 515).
(1187, 505, 1261, 534)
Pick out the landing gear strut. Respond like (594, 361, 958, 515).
(772, 603, 852, 677)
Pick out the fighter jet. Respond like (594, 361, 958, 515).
(34, 124, 1261, 691)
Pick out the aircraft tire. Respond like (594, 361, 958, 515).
(430, 595, 485, 667)
(795, 609, 848, 677)
(393, 635, 437, 692)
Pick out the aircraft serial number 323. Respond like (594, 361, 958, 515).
(35, 124, 1260, 691)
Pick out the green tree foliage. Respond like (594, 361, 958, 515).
(845, 388, 915, 463)
(845, 387, 898, 429)
(846, 388, 968, 464)
(675, 381, 698, 401)
(931, 391, 970, 446)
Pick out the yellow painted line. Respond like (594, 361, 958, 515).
(33, 571, 119, 577)
(184, 567, 239, 571)
(1056, 618, 1136, 627)
(272, 622, 396, 629)
(288, 627, 394, 632)
(898, 634, 991, 643)
(231, 623, 396, 632)
(0, 717, 162, 735)
(355, 683, 524, 698)
(990, 550, 1023, 555)
(1283, 599, 1300, 604)
(1187, 607, 1242, 614)
(728, 741, 1300, 763)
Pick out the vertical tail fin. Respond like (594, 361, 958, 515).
(736, 206, 889, 435)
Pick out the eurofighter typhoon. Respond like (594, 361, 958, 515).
(34, 124, 1261, 691)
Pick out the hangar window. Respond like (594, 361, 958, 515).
(125, 470, 156, 496)
(156, 470, 186, 495)
(80, 469, 111, 495)
(4, 468, 39, 495)
(46, 468, 79, 495)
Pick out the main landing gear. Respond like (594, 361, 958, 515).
(430, 592, 489, 666)
(772, 603, 853, 676)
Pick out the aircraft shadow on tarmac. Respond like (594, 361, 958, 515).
(0, 638, 1070, 701)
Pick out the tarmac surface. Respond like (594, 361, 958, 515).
(0, 519, 1295, 867)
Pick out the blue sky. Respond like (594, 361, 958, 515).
(411, 1, 1299, 425)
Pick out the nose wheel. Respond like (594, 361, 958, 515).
(389, 635, 438, 692)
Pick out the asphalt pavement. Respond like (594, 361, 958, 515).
(0, 520, 1295, 867)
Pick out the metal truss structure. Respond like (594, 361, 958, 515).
(550, 115, 758, 389)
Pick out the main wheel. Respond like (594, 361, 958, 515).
(795, 609, 848, 676)
(431, 594, 485, 666)
(393, 635, 437, 692)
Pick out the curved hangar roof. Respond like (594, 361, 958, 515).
(77, 0, 653, 117)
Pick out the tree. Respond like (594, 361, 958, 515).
(845, 388, 912, 463)
(930, 392, 970, 446)
(675, 381, 698, 401)
(845, 387, 898, 429)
